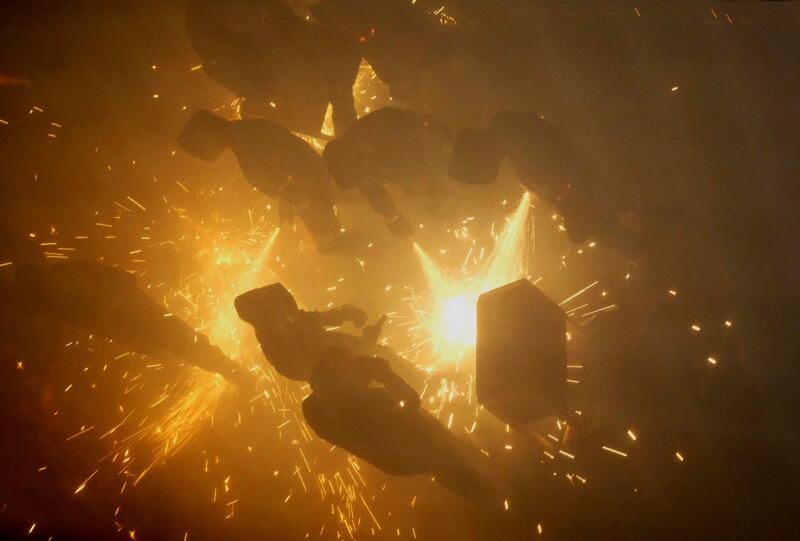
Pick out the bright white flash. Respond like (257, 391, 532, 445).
(411, 193, 533, 365)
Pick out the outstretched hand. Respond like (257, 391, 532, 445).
(361, 314, 387, 343)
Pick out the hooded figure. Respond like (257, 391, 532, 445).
(322, 107, 454, 238)
(178, 110, 375, 256)
(235, 283, 424, 386)
(450, 110, 640, 251)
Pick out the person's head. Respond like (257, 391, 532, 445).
(448, 128, 503, 186)
(322, 137, 370, 190)
(177, 110, 231, 162)
(234, 283, 299, 328)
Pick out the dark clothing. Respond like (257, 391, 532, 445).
(235, 283, 424, 385)
(309, 351, 419, 408)
(303, 350, 489, 498)
(311, 0, 449, 103)
(179, 111, 373, 255)
(323, 107, 453, 232)
(186, 0, 294, 100)
(311, 0, 504, 131)
(225, 118, 362, 251)
(228, 118, 334, 204)
(324, 107, 451, 191)
(187, 0, 359, 136)
(491, 111, 608, 242)
(235, 283, 363, 381)
(268, 20, 360, 135)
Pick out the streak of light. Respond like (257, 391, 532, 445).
(601, 446, 628, 458)
(559, 281, 599, 306)
(128, 228, 279, 471)
(74, 470, 99, 494)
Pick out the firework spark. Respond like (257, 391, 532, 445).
(142, 228, 279, 467)
(408, 192, 534, 366)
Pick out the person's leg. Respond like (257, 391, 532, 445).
(104, 287, 247, 385)
(302, 394, 335, 441)
(410, 411, 493, 500)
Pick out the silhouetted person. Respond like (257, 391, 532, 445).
(310, 0, 512, 130)
(322, 107, 454, 238)
(302, 348, 490, 500)
(178, 110, 374, 256)
(270, 10, 361, 135)
(12, 261, 250, 388)
(187, 0, 359, 135)
(450, 110, 640, 251)
(235, 282, 424, 386)
(186, 0, 293, 103)
(310, 0, 450, 103)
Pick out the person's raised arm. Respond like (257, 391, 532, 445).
(360, 184, 414, 239)
(314, 304, 368, 328)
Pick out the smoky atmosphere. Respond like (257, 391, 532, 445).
(0, 1, 798, 540)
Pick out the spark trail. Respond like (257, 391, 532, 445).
(410, 192, 534, 366)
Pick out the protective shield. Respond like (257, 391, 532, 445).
(476, 279, 567, 428)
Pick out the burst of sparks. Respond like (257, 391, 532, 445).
(408, 192, 533, 366)
(141, 228, 279, 466)
(7, 32, 745, 536)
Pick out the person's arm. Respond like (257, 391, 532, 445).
(314, 305, 368, 328)
(327, 40, 360, 135)
(188, 334, 253, 389)
(360, 184, 414, 238)
(362, 357, 421, 408)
